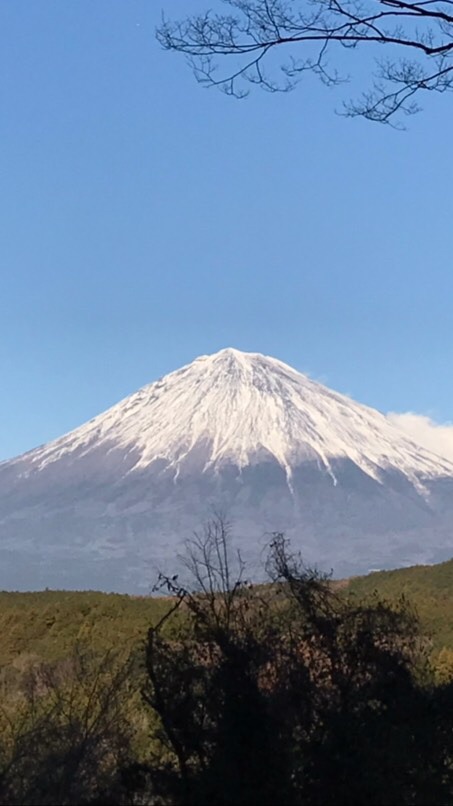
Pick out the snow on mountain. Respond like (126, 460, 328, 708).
(1, 348, 453, 592)
(15, 347, 453, 488)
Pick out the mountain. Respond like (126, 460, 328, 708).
(1, 348, 453, 592)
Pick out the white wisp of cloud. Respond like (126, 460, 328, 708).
(388, 413, 453, 462)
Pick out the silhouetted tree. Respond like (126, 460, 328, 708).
(143, 518, 453, 804)
(2, 521, 453, 805)
(157, 0, 453, 125)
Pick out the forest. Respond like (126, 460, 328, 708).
(1, 523, 453, 805)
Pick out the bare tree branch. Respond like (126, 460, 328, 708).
(156, 0, 453, 122)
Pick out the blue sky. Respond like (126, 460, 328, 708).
(1, 0, 452, 461)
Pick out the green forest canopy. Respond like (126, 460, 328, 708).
(1, 555, 453, 666)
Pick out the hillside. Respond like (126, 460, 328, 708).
(1, 556, 453, 669)
(1, 556, 452, 803)
(0, 589, 169, 666)
(348, 557, 453, 654)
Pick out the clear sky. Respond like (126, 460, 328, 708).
(1, 0, 452, 462)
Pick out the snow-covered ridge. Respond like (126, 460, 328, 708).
(10, 348, 453, 486)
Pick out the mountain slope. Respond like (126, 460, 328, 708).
(1, 348, 453, 592)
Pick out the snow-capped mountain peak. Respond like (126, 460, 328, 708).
(18, 348, 453, 488)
